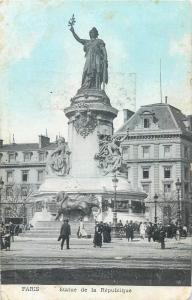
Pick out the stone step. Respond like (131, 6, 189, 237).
(21, 220, 95, 238)
(34, 221, 95, 228)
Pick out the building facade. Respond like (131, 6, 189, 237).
(117, 103, 192, 225)
(0, 135, 56, 220)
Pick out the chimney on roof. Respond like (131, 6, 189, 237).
(123, 109, 134, 124)
(165, 96, 168, 104)
(0, 139, 3, 148)
(39, 135, 50, 149)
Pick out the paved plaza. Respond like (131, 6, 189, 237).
(1, 235, 191, 285)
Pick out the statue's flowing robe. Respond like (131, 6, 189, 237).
(82, 39, 108, 89)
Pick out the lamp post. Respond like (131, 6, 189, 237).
(154, 193, 158, 224)
(0, 177, 4, 222)
(0, 177, 4, 195)
(22, 203, 26, 225)
(112, 173, 119, 226)
(175, 178, 181, 226)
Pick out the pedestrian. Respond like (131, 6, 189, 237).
(77, 217, 87, 238)
(15, 224, 20, 236)
(9, 222, 15, 242)
(159, 225, 166, 249)
(166, 224, 172, 238)
(93, 222, 103, 247)
(125, 220, 134, 242)
(146, 222, 153, 242)
(107, 222, 112, 242)
(58, 219, 71, 250)
(139, 222, 146, 240)
(3, 225, 11, 251)
(0, 222, 5, 250)
(182, 225, 187, 238)
(175, 226, 180, 240)
(152, 224, 159, 242)
(103, 223, 111, 243)
(103, 223, 108, 243)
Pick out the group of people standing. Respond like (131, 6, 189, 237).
(58, 219, 112, 249)
(58, 218, 188, 250)
(93, 222, 112, 247)
(120, 220, 188, 249)
(0, 222, 15, 250)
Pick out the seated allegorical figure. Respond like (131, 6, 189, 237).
(47, 137, 71, 176)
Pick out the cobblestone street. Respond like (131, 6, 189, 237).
(1, 236, 191, 285)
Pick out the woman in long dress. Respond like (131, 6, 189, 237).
(93, 222, 103, 247)
(77, 218, 87, 238)
(139, 222, 146, 240)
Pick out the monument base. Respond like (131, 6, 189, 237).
(28, 175, 146, 226)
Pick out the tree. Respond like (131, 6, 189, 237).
(156, 190, 178, 225)
(2, 184, 34, 219)
(145, 190, 178, 225)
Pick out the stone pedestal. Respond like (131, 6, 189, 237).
(65, 89, 117, 178)
(30, 88, 146, 224)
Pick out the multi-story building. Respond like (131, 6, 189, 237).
(1, 103, 192, 225)
(117, 103, 192, 225)
(0, 135, 56, 220)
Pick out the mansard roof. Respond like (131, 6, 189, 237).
(0, 142, 56, 152)
(116, 103, 192, 135)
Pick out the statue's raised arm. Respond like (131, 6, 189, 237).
(68, 14, 87, 45)
(70, 26, 87, 45)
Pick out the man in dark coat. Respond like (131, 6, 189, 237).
(146, 222, 153, 242)
(93, 222, 103, 247)
(159, 225, 166, 249)
(124, 220, 134, 242)
(152, 224, 159, 242)
(59, 219, 71, 250)
(103, 223, 111, 243)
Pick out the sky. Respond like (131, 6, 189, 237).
(0, 0, 191, 143)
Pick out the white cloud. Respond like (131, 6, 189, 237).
(169, 33, 192, 58)
(165, 79, 192, 114)
(0, 1, 45, 70)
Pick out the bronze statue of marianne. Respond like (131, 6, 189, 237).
(68, 15, 108, 91)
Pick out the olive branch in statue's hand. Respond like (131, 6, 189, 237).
(68, 14, 76, 31)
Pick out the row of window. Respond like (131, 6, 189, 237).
(122, 145, 190, 160)
(2, 145, 190, 163)
(142, 182, 189, 194)
(138, 166, 189, 180)
(5, 152, 46, 163)
(123, 145, 172, 160)
(127, 166, 172, 180)
(6, 185, 29, 197)
(6, 170, 44, 183)
(142, 183, 172, 194)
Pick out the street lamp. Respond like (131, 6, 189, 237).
(0, 177, 4, 222)
(175, 178, 181, 226)
(0, 177, 4, 189)
(154, 193, 158, 224)
(112, 172, 119, 226)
